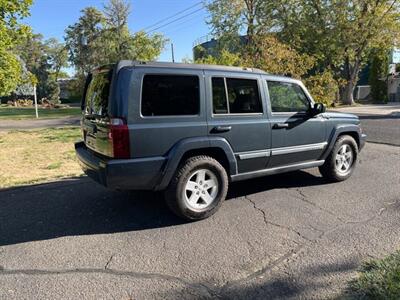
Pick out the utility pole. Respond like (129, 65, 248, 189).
(171, 43, 175, 63)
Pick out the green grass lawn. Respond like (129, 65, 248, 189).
(0, 127, 83, 188)
(345, 251, 400, 299)
(0, 106, 82, 120)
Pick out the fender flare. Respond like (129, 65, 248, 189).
(320, 124, 361, 160)
(155, 136, 237, 191)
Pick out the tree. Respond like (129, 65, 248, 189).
(0, 0, 32, 96)
(103, 0, 131, 58)
(206, 0, 400, 105)
(242, 34, 315, 79)
(195, 47, 243, 66)
(0, 50, 21, 96)
(46, 38, 68, 81)
(206, 0, 275, 50)
(65, 7, 105, 76)
(16, 33, 62, 100)
(14, 58, 35, 97)
(65, 1, 167, 76)
(369, 48, 389, 103)
(278, 0, 400, 104)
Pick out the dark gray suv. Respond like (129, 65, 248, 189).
(76, 61, 366, 220)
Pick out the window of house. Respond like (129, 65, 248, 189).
(141, 75, 200, 116)
(267, 81, 310, 113)
(212, 77, 262, 114)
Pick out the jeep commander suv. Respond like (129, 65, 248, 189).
(76, 61, 366, 220)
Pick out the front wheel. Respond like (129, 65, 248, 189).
(319, 135, 359, 182)
(165, 156, 228, 220)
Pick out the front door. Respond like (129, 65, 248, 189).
(205, 71, 271, 174)
(264, 79, 327, 168)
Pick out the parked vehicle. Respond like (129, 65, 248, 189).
(76, 61, 366, 220)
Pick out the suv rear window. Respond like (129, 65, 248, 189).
(84, 70, 112, 116)
(212, 77, 262, 114)
(141, 75, 200, 116)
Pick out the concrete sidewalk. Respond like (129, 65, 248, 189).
(331, 102, 400, 116)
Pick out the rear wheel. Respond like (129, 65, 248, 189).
(319, 135, 358, 182)
(165, 156, 228, 220)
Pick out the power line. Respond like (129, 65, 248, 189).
(141, 2, 203, 32)
(146, 7, 205, 34)
(162, 13, 205, 36)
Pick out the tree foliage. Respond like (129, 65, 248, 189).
(195, 47, 243, 66)
(242, 35, 315, 79)
(205, 0, 400, 105)
(65, 0, 167, 77)
(0, 0, 32, 96)
(276, 0, 400, 104)
(369, 48, 389, 103)
(46, 38, 68, 81)
(15, 33, 64, 100)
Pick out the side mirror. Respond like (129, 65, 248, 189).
(310, 103, 326, 115)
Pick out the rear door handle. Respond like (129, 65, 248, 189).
(211, 126, 232, 133)
(273, 123, 289, 129)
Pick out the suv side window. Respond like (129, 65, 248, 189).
(267, 81, 310, 113)
(141, 75, 200, 116)
(212, 77, 262, 114)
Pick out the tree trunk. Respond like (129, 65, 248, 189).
(342, 81, 355, 105)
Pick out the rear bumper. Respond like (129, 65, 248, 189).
(75, 142, 166, 190)
(360, 133, 367, 150)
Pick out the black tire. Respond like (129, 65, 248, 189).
(165, 155, 229, 220)
(319, 135, 359, 182)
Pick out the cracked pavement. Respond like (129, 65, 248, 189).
(0, 142, 399, 299)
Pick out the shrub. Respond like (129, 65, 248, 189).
(15, 99, 33, 107)
(304, 71, 339, 106)
(369, 49, 389, 104)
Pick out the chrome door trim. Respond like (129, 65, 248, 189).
(235, 142, 327, 160)
(237, 150, 271, 160)
(271, 142, 328, 156)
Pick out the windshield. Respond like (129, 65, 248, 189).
(84, 70, 112, 117)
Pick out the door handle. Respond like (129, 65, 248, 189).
(272, 123, 289, 129)
(211, 126, 232, 133)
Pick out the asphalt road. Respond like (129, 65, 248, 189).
(360, 115, 400, 146)
(0, 141, 399, 299)
(0, 116, 80, 131)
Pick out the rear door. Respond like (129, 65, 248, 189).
(127, 67, 207, 158)
(205, 71, 271, 173)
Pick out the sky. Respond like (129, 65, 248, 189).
(24, 0, 211, 75)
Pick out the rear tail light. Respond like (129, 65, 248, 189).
(109, 118, 130, 158)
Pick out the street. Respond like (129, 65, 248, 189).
(1, 133, 399, 298)
(360, 115, 400, 146)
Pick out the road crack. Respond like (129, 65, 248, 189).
(104, 254, 114, 270)
(245, 196, 312, 243)
(292, 188, 347, 224)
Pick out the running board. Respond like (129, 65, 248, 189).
(231, 160, 325, 182)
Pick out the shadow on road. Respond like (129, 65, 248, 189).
(0, 171, 330, 246)
(159, 257, 360, 299)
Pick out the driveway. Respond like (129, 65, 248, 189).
(0, 142, 399, 299)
